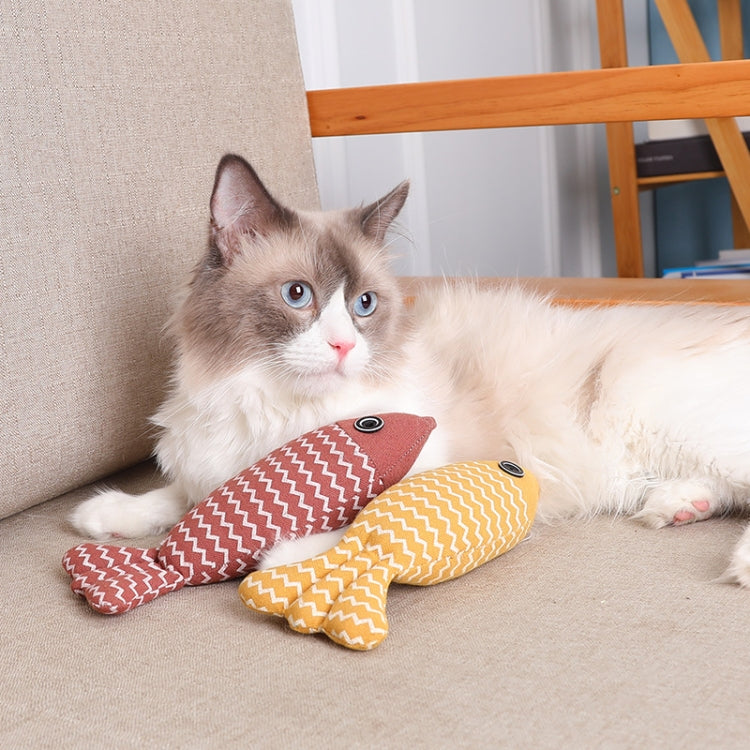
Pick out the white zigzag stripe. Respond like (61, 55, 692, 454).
(291, 561, 364, 619)
(264, 455, 308, 528)
(324, 606, 385, 629)
(220, 492, 260, 557)
(248, 470, 287, 541)
(326, 427, 370, 492)
(288, 602, 327, 622)
(308, 431, 351, 502)
(330, 587, 386, 621)
(283, 445, 329, 529)
(198, 496, 236, 558)
(390, 480, 450, 552)
(242, 580, 285, 612)
(200, 493, 254, 563)
(233, 475, 280, 546)
(265, 569, 308, 598)
(326, 628, 386, 648)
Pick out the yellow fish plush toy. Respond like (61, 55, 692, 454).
(239, 460, 538, 650)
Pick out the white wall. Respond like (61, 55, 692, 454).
(293, 0, 652, 278)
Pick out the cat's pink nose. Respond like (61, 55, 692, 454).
(329, 339, 355, 361)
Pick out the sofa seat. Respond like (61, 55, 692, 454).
(3, 465, 749, 748)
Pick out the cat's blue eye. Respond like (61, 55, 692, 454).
(281, 281, 313, 309)
(353, 291, 378, 317)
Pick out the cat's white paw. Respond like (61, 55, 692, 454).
(633, 480, 716, 528)
(257, 528, 348, 570)
(70, 490, 160, 539)
(70, 485, 185, 540)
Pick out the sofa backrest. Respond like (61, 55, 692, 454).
(0, 0, 319, 519)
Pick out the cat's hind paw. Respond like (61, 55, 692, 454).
(721, 526, 750, 588)
(633, 480, 716, 528)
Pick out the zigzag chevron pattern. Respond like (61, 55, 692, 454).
(63, 413, 436, 615)
(62, 545, 184, 614)
(239, 460, 539, 650)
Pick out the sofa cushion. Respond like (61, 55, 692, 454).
(2, 464, 750, 746)
(0, 0, 319, 518)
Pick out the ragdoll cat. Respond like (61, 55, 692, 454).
(72, 153, 750, 585)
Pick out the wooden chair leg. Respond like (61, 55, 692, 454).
(730, 192, 750, 248)
(595, 0, 645, 277)
(603, 123, 645, 277)
(718, 0, 743, 61)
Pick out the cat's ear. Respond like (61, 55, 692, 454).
(209, 154, 286, 264)
(359, 180, 410, 244)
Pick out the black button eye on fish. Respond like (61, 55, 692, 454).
(499, 460, 524, 478)
(354, 416, 385, 433)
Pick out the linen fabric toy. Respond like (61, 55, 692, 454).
(239, 459, 538, 650)
(63, 413, 436, 615)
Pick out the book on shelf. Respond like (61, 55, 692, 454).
(636, 132, 750, 178)
(636, 119, 750, 179)
(717, 249, 750, 261)
(662, 258, 750, 279)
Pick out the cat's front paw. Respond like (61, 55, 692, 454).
(70, 486, 182, 540)
(70, 490, 144, 539)
(633, 480, 716, 528)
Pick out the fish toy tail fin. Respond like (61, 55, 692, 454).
(239, 538, 396, 650)
(317, 563, 393, 650)
(62, 544, 185, 615)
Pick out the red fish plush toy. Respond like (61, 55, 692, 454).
(63, 413, 436, 615)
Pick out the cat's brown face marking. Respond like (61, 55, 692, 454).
(175, 154, 410, 395)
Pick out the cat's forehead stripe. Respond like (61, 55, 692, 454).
(311, 230, 367, 299)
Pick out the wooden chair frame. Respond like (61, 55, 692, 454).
(306, 2, 750, 306)
(598, 0, 750, 278)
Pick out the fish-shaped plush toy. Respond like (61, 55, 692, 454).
(239, 459, 538, 650)
(63, 413, 436, 615)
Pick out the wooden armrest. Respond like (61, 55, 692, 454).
(400, 277, 750, 308)
(308, 59, 750, 137)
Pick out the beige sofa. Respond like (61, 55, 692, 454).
(3, 3, 750, 747)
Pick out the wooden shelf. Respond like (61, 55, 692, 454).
(637, 170, 725, 189)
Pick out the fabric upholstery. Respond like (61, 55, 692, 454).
(0, 0, 319, 518)
(2, 464, 750, 748)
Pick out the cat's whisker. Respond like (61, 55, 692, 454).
(295, 213, 313, 248)
(384, 221, 413, 247)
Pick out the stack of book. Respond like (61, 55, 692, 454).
(638, 119, 750, 278)
(636, 118, 750, 178)
(662, 249, 750, 279)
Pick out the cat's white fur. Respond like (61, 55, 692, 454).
(73, 282, 750, 582)
(71, 283, 448, 539)
(71, 155, 750, 585)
